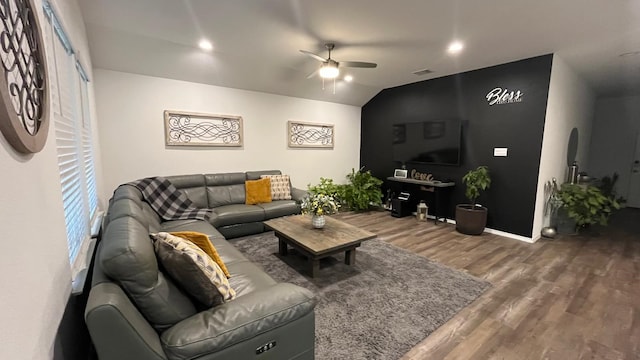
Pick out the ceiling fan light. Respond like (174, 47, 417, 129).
(319, 63, 339, 79)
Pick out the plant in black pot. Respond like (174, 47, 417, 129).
(456, 166, 491, 235)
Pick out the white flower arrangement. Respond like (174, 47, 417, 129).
(300, 193, 340, 216)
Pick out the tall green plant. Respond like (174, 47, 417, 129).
(557, 183, 620, 228)
(341, 168, 383, 211)
(462, 166, 491, 205)
(307, 177, 344, 198)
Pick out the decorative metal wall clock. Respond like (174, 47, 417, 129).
(0, 0, 49, 153)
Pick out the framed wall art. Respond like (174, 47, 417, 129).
(288, 121, 334, 148)
(164, 110, 243, 147)
(0, 0, 50, 154)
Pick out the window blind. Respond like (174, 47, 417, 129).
(44, 1, 97, 264)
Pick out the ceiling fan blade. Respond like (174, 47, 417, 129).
(300, 50, 327, 62)
(306, 69, 319, 79)
(340, 61, 377, 68)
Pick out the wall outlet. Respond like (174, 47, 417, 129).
(494, 148, 508, 157)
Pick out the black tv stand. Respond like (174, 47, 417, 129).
(386, 177, 455, 224)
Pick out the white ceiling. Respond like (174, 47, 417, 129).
(78, 0, 640, 106)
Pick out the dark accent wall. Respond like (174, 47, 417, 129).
(361, 54, 553, 237)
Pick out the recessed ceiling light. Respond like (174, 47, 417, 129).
(447, 41, 464, 55)
(344, 75, 353, 82)
(198, 39, 213, 51)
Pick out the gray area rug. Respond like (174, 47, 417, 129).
(231, 232, 490, 360)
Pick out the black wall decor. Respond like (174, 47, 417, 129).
(361, 54, 553, 237)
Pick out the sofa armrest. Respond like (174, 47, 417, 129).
(160, 283, 316, 360)
(85, 282, 168, 360)
(290, 187, 308, 202)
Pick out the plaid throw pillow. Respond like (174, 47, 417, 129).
(260, 174, 292, 200)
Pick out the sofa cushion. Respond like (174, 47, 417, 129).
(205, 173, 247, 207)
(165, 174, 208, 208)
(212, 204, 265, 227)
(261, 174, 292, 200)
(207, 237, 249, 266)
(226, 260, 277, 297)
(169, 231, 231, 278)
(152, 232, 236, 307)
(100, 216, 197, 330)
(160, 219, 224, 239)
(258, 200, 299, 220)
(245, 178, 272, 205)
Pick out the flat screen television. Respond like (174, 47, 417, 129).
(391, 119, 461, 166)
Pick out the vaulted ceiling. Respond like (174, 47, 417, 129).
(79, 0, 640, 106)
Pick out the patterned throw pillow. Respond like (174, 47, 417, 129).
(169, 231, 231, 278)
(151, 232, 236, 307)
(260, 174, 292, 200)
(245, 178, 272, 205)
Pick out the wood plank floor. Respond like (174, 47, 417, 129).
(333, 208, 640, 360)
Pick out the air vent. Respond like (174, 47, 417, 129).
(412, 68, 433, 76)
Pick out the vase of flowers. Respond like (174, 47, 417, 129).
(311, 214, 326, 229)
(300, 193, 339, 229)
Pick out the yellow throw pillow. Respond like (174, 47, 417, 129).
(169, 231, 231, 278)
(245, 178, 272, 205)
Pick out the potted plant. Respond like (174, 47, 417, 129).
(307, 177, 344, 199)
(456, 166, 491, 235)
(341, 167, 384, 211)
(300, 193, 340, 229)
(555, 183, 620, 233)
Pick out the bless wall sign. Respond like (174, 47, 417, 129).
(486, 87, 524, 106)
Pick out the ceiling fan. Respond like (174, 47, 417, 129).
(300, 43, 377, 80)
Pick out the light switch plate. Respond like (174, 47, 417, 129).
(494, 148, 508, 157)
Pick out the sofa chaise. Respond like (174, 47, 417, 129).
(85, 170, 317, 360)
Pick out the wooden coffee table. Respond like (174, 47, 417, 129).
(264, 215, 376, 277)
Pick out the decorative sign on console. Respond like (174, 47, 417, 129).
(486, 87, 524, 106)
(164, 110, 243, 147)
(410, 169, 434, 182)
(288, 121, 334, 148)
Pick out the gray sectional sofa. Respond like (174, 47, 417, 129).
(85, 170, 317, 360)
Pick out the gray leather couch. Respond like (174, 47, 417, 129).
(85, 170, 316, 360)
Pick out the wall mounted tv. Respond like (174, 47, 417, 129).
(391, 119, 462, 166)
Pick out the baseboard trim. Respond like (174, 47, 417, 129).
(430, 215, 538, 243)
(483, 228, 537, 243)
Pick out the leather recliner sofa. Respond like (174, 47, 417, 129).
(85, 170, 317, 360)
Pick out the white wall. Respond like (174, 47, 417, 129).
(532, 55, 595, 239)
(0, 0, 102, 358)
(94, 70, 362, 200)
(589, 94, 640, 200)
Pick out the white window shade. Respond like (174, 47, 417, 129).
(79, 69, 98, 219)
(44, 2, 97, 265)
